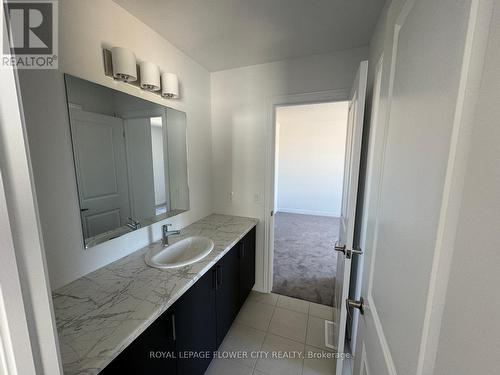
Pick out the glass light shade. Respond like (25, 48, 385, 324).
(111, 47, 137, 82)
(140, 61, 161, 91)
(161, 73, 179, 99)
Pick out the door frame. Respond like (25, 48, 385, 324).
(0, 53, 62, 373)
(263, 89, 350, 293)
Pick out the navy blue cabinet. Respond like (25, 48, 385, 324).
(215, 245, 241, 347)
(174, 268, 217, 374)
(101, 308, 177, 374)
(239, 227, 256, 308)
(101, 227, 255, 375)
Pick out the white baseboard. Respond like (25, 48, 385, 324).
(276, 208, 340, 217)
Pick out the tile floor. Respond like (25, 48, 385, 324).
(205, 292, 351, 375)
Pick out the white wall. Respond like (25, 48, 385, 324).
(275, 102, 347, 217)
(18, 0, 212, 290)
(211, 47, 368, 291)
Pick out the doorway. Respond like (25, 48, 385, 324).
(271, 101, 349, 305)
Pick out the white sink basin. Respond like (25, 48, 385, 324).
(145, 236, 214, 269)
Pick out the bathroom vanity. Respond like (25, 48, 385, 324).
(50, 75, 258, 374)
(52, 214, 257, 374)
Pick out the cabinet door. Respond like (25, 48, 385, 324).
(174, 268, 217, 375)
(215, 245, 241, 347)
(239, 227, 256, 307)
(101, 309, 177, 374)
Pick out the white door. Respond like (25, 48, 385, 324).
(334, 60, 368, 375)
(353, 1, 481, 375)
(69, 108, 130, 238)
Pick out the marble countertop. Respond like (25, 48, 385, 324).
(52, 214, 258, 375)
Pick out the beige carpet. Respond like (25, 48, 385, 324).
(272, 212, 339, 305)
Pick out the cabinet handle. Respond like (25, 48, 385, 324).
(212, 268, 218, 290)
(172, 314, 176, 341)
(217, 265, 222, 286)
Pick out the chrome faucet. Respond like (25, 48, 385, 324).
(162, 224, 180, 247)
(126, 217, 141, 230)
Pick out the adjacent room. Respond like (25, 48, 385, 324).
(272, 102, 348, 305)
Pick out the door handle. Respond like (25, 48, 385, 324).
(346, 248, 363, 259)
(346, 297, 365, 318)
(80, 208, 89, 212)
(334, 242, 363, 259)
(334, 242, 346, 255)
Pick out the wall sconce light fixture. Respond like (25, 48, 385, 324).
(110, 47, 137, 82)
(161, 73, 179, 99)
(103, 47, 180, 99)
(140, 61, 161, 91)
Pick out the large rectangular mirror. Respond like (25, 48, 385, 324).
(64, 74, 189, 249)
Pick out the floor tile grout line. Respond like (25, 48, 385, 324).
(252, 310, 272, 371)
(258, 331, 305, 375)
(265, 304, 277, 331)
(302, 313, 310, 375)
(267, 309, 308, 344)
(253, 305, 276, 372)
(237, 296, 335, 375)
(264, 329, 306, 346)
(260, 292, 334, 314)
(269, 305, 305, 375)
(235, 316, 317, 348)
(240, 299, 335, 348)
(247, 296, 278, 307)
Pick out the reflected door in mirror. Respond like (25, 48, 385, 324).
(69, 109, 131, 238)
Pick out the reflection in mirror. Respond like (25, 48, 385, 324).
(64, 75, 189, 249)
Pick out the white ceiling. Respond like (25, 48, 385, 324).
(114, 0, 387, 72)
